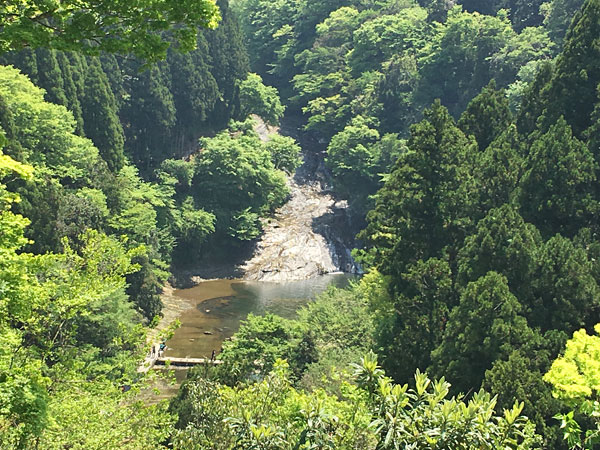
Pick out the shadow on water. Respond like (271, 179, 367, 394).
(164, 274, 356, 360)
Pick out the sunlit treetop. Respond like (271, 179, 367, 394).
(0, 0, 221, 62)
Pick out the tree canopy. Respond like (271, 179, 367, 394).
(0, 0, 221, 61)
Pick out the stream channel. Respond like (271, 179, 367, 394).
(153, 275, 355, 399)
(151, 117, 361, 398)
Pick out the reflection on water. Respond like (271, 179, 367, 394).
(165, 274, 354, 359)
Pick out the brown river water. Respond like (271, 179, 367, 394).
(163, 274, 354, 360)
(149, 275, 354, 400)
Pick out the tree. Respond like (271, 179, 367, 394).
(0, 0, 221, 62)
(472, 125, 524, 212)
(217, 314, 303, 384)
(457, 205, 541, 301)
(489, 26, 554, 87)
(238, 73, 285, 125)
(360, 101, 477, 279)
(82, 58, 125, 172)
(516, 61, 554, 137)
(541, 0, 586, 46)
(56, 52, 84, 134)
(34, 48, 68, 107)
(202, 0, 251, 128)
(192, 125, 288, 242)
(544, 324, 600, 449)
(483, 342, 566, 448)
(518, 117, 598, 237)
(326, 115, 380, 200)
(416, 7, 515, 117)
(349, 8, 429, 74)
(122, 60, 176, 172)
(529, 235, 599, 333)
(430, 271, 533, 394)
(167, 40, 219, 152)
(542, 0, 600, 137)
(377, 257, 455, 383)
(586, 83, 600, 165)
(263, 135, 302, 173)
(458, 80, 513, 150)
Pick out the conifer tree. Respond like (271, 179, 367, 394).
(203, 0, 250, 127)
(458, 81, 513, 151)
(82, 58, 125, 172)
(516, 61, 554, 137)
(56, 52, 84, 135)
(430, 271, 533, 394)
(530, 235, 600, 332)
(0, 49, 39, 85)
(34, 49, 68, 107)
(543, 0, 600, 136)
(100, 54, 126, 110)
(585, 83, 600, 165)
(167, 41, 219, 153)
(361, 101, 477, 279)
(123, 61, 176, 171)
(68, 53, 88, 107)
(457, 205, 541, 301)
(473, 125, 524, 212)
(518, 117, 598, 237)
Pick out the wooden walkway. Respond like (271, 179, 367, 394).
(137, 343, 222, 373)
(155, 356, 223, 367)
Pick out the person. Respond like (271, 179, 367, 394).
(211, 350, 216, 361)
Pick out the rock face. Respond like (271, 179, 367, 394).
(242, 123, 360, 281)
(242, 180, 339, 281)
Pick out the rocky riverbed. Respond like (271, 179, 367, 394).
(240, 115, 359, 281)
(170, 116, 360, 285)
(241, 179, 355, 281)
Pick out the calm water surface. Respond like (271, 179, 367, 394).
(164, 274, 355, 360)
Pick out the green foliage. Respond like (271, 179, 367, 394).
(457, 205, 541, 300)
(356, 353, 542, 449)
(81, 58, 125, 172)
(218, 314, 303, 384)
(541, 0, 586, 45)
(375, 257, 454, 382)
(350, 7, 429, 74)
(326, 115, 381, 199)
(122, 60, 176, 172)
(172, 353, 541, 449)
(416, 7, 515, 116)
(238, 73, 286, 125)
(0, 0, 221, 62)
(37, 382, 174, 449)
(458, 80, 513, 150)
(518, 117, 598, 237)
(360, 101, 476, 278)
(192, 125, 288, 242)
(472, 125, 525, 211)
(544, 324, 600, 449)
(529, 235, 599, 332)
(531, 0, 600, 137)
(263, 135, 302, 173)
(431, 272, 533, 394)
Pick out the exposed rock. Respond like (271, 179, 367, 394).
(240, 116, 361, 282)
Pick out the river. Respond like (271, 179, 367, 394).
(164, 274, 354, 360)
(150, 274, 355, 400)
(150, 117, 359, 397)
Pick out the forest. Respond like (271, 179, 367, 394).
(1, 0, 600, 448)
